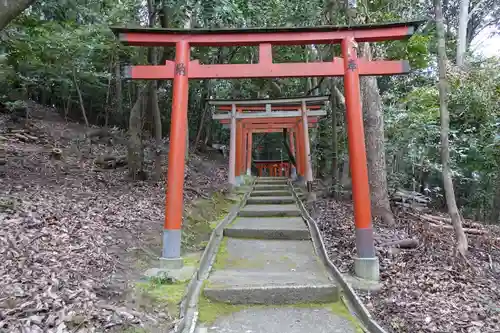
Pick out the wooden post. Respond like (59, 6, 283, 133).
(342, 37, 378, 281)
(235, 120, 243, 178)
(246, 130, 253, 175)
(163, 40, 190, 263)
(289, 129, 297, 179)
(228, 103, 237, 185)
(301, 101, 313, 191)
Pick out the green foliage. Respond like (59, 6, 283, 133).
(1, 0, 499, 221)
(384, 59, 500, 217)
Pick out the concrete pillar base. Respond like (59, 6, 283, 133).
(144, 264, 196, 283)
(290, 167, 297, 180)
(162, 229, 181, 259)
(235, 176, 245, 186)
(354, 257, 380, 281)
(293, 175, 306, 187)
(247, 169, 251, 176)
(159, 257, 184, 269)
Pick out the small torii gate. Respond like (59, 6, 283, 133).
(209, 96, 327, 187)
(112, 20, 423, 280)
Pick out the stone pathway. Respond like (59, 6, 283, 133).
(196, 177, 360, 332)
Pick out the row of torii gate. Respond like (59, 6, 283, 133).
(112, 20, 423, 280)
(209, 95, 328, 187)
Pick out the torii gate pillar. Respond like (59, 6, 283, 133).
(288, 129, 297, 180)
(162, 40, 190, 265)
(228, 104, 237, 186)
(342, 37, 379, 281)
(246, 130, 253, 176)
(301, 101, 314, 191)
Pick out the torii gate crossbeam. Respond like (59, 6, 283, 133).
(112, 20, 423, 281)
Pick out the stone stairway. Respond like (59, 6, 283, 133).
(196, 177, 359, 333)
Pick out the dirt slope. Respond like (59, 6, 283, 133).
(309, 198, 500, 333)
(0, 103, 229, 332)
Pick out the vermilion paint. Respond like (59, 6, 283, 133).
(342, 37, 373, 230)
(164, 40, 190, 231)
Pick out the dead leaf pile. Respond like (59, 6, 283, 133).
(309, 198, 500, 333)
(0, 106, 229, 332)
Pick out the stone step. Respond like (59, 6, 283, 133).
(204, 238, 338, 304)
(224, 217, 309, 240)
(255, 178, 288, 185)
(204, 281, 338, 305)
(246, 196, 296, 204)
(238, 204, 301, 217)
(250, 190, 291, 197)
(197, 306, 359, 333)
(256, 177, 287, 181)
(253, 184, 289, 191)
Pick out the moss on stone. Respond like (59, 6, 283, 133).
(212, 237, 273, 270)
(183, 252, 202, 267)
(328, 302, 364, 332)
(182, 191, 237, 251)
(135, 280, 188, 317)
(198, 296, 249, 324)
(196, 297, 363, 332)
(212, 237, 229, 270)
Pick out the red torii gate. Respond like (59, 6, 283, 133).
(210, 96, 326, 185)
(112, 20, 423, 280)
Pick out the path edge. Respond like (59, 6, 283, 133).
(289, 182, 388, 333)
(173, 178, 256, 333)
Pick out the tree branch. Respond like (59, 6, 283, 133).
(333, 85, 346, 106)
(468, 0, 489, 21)
(305, 77, 325, 96)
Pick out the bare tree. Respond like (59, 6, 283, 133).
(330, 80, 339, 187)
(360, 43, 395, 226)
(456, 0, 470, 67)
(0, 0, 36, 31)
(147, 0, 163, 181)
(491, 174, 500, 224)
(128, 83, 150, 180)
(72, 67, 89, 128)
(435, 0, 468, 255)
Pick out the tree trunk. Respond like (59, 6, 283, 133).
(147, 0, 163, 181)
(115, 61, 123, 121)
(435, 0, 468, 255)
(194, 80, 211, 151)
(204, 119, 212, 146)
(72, 68, 89, 128)
(490, 174, 500, 224)
(183, 6, 192, 162)
(128, 83, 150, 179)
(0, 0, 36, 31)
(150, 77, 162, 180)
(340, 157, 350, 187)
(456, 0, 469, 67)
(360, 43, 395, 226)
(104, 56, 113, 128)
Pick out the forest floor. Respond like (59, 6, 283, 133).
(3, 103, 500, 333)
(0, 102, 230, 333)
(309, 197, 500, 333)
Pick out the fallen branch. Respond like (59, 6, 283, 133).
(410, 212, 481, 229)
(13, 133, 33, 142)
(184, 186, 209, 199)
(428, 223, 487, 235)
(94, 155, 127, 169)
(379, 239, 419, 249)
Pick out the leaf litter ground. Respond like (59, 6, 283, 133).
(308, 197, 500, 333)
(0, 103, 229, 332)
